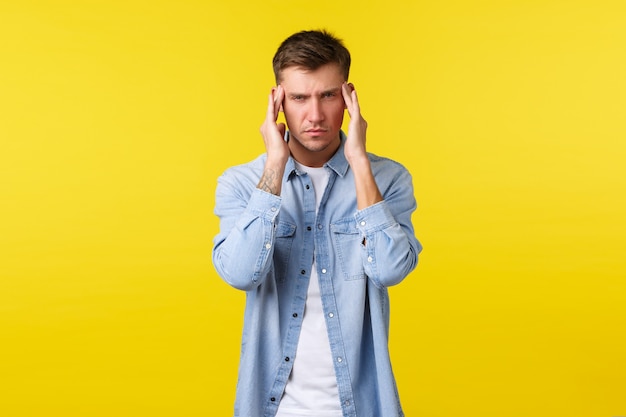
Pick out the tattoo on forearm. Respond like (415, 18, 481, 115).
(258, 169, 279, 195)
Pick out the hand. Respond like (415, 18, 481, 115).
(342, 82, 382, 209)
(257, 85, 289, 195)
(341, 82, 368, 164)
(260, 85, 289, 166)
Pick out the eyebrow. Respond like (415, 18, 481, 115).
(289, 86, 342, 98)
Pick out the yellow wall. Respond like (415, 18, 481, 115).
(1, 1, 624, 416)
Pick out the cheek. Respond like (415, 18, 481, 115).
(328, 104, 346, 125)
(282, 106, 301, 124)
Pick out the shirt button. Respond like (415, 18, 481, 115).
(360, 221, 366, 226)
(271, 207, 277, 212)
(317, 224, 323, 230)
(337, 357, 343, 363)
(344, 400, 350, 406)
(307, 226, 312, 231)
(328, 312, 334, 318)
(367, 256, 373, 262)
(321, 268, 327, 274)
(285, 357, 290, 362)
(265, 243, 272, 249)
(306, 184, 310, 189)
(270, 397, 276, 402)
(292, 313, 298, 318)
(300, 270, 306, 275)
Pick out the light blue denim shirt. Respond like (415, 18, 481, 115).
(213, 132, 422, 417)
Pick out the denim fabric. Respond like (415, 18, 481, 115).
(213, 132, 422, 417)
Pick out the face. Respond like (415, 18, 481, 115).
(279, 63, 346, 167)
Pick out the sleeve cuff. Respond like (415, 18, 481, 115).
(247, 188, 282, 222)
(354, 200, 395, 234)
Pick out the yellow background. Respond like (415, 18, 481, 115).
(1, 0, 625, 416)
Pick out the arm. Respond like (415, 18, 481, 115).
(355, 169, 422, 288)
(258, 85, 289, 195)
(213, 180, 281, 291)
(341, 83, 421, 287)
(212, 86, 289, 291)
(341, 82, 383, 210)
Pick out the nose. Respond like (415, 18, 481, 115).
(307, 99, 324, 123)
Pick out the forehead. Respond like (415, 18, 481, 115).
(279, 63, 344, 90)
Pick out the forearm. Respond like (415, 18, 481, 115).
(257, 158, 286, 196)
(348, 154, 383, 210)
(258, 84, 288, 196)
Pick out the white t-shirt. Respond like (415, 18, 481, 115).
(276, 163, 342, 417)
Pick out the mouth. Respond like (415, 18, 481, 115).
(304, 128, 328, 136)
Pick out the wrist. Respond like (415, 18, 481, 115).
(346, 153, 370, 171)
(257, 158, 286, 196)
(265, 154, 289, 171)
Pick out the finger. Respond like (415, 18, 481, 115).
(342, 83, 361, 117)
(266, 88, 277, 123)
(341, 83, 354, 115)
(341, 82, 351, 104)
(277, 123, 286, 140)
(273, 85, 284, 121)
(350, 85, 360, 114)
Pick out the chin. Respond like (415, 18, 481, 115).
(304, 136, 336, 150)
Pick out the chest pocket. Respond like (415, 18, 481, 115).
(274, 221, 296, 282)
(331, 219, 366, 281)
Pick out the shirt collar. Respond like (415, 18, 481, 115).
(283, 130, 349, 182)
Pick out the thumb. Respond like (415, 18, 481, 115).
(277, 123, 286, 140)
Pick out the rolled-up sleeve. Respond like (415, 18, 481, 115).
(213, 173, 282, 291)
(354, 169, 422, 288)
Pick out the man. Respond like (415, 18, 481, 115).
(213, 30, 422, 417)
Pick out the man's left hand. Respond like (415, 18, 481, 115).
(341, 82, 369, 164)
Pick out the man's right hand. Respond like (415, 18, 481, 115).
(257, 85, 289, 195)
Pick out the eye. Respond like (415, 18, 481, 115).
(291, 95, 305, 101)
(321, 92, 336, 99)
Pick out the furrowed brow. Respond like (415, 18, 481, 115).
(322, 87, 342, 95)
(289, 92, 310, 98)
